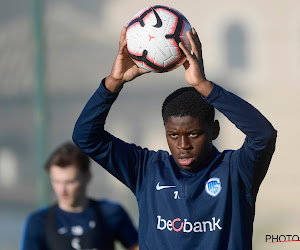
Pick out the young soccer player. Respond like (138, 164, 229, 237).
(21, 141, 139, 250)
(72, 27, 277, 249)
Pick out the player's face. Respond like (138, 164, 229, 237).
(165, 116, 214, 173)
(49, 165, 90, 211)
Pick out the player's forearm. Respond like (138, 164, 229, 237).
(193, 79, 214, 98)
(105, 75, 125, 92)
(72, 79, 121, 151)
(206, 84, 277, 148)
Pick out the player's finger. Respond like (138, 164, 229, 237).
(187, 30, 200, 59)
(179, 42, 192, 60)
(192, 27, 201, 49)
(192, 28, 204, 62)
(139, 68, 151, 75)
(118, 38, 128, 56)
(119, 26, 127, 48)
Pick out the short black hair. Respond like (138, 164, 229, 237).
(44, 141, 90, 173)
(162, 87, 215, 125)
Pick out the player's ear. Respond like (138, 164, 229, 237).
(212, 120, 220, 140)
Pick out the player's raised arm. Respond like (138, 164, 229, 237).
(179, 28, 213, 97)
(106, 26, 149, 92)
(72, 27, 154, 192)
(181, 26, 276, 192)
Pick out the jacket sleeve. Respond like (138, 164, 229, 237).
(20, 211, 48, 250)
(72, 79, 157, 195)
(205, 83, 277, 202)
(107, 203, 139, 248)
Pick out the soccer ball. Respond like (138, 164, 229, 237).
(126, 5, 192, 73)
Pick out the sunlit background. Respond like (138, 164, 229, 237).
(1, 0, 300, 249)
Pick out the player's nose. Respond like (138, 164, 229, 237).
(178, 136, 192, 150)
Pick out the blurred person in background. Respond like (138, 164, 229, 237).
(72, 27, 277, 249)
(21, 141, 139, 250)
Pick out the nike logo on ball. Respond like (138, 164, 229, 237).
(150, 7, 163, 28)
(156, 182, 176, 190)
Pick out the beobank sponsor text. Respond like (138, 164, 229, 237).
(157, 215, 222, 233)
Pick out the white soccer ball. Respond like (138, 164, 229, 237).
(126, 5, 192, 73)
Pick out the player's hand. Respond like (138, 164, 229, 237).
(106, 26, 149, 91)
(179, 28, 213, 97)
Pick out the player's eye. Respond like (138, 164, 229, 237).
(66, 180, 78, 185)
(189, 133, 199, 138)
(170, 134, 178, 139)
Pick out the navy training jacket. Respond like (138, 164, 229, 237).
(73, 80, 277, 250)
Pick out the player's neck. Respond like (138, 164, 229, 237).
(58, 197, 89, 213)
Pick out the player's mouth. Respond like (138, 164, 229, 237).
(61, 195, 69, 200)
(178, 157, 194, 166)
